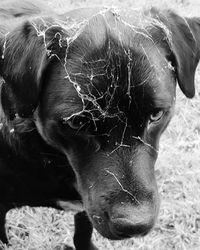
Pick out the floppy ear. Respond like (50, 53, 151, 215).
(151, 8, 200, 98)
(0, 19, 67, 118)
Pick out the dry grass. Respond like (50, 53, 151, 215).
(1, 0, 200, 249)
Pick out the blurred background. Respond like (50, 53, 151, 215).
(1, 0, 200, 249)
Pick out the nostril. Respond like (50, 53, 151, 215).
(110, 218, 152, 238)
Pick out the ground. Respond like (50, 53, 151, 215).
(1, 0, 200, 249)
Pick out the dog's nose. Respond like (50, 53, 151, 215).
(109, 204, 155, 238)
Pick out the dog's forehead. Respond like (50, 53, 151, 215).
(47, 8, 176, 121)
(67, 11, 172, 90)
(64, 38, 174, 119)
(63, 6, 171, 52)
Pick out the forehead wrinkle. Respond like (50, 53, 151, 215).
(152, 96, 174, 109)
(145, 75, 175, 109)
(140, 43, 176, 108)
(151, 85, 175, 109)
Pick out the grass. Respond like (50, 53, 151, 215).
(1, 0, 200, 249)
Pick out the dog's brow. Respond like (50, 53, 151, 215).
(152, 98, 173, 109)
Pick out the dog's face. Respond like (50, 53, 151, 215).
(35, 34, 175, 239)
(0, 8, 200, 239)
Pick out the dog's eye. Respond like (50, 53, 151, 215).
(149, 110, 164, 123)
(66, 115, 88, 130)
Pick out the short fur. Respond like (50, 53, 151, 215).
(0, 1, 200, 249)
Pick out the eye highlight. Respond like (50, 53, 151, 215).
(149, 110, 164, 123)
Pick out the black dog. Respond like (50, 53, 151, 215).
(0, 1, 200, 249)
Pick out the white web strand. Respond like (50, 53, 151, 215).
(104, 169, 141, 205)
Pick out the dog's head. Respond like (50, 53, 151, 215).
(0, 8, 200, 239)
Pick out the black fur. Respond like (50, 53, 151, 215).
(0, 1, 200, 249)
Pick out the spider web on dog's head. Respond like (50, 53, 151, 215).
(35, 7, 175, 153)
(1, 7, 175, 153)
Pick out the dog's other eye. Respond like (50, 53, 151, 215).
(149, 110, 164, 123)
